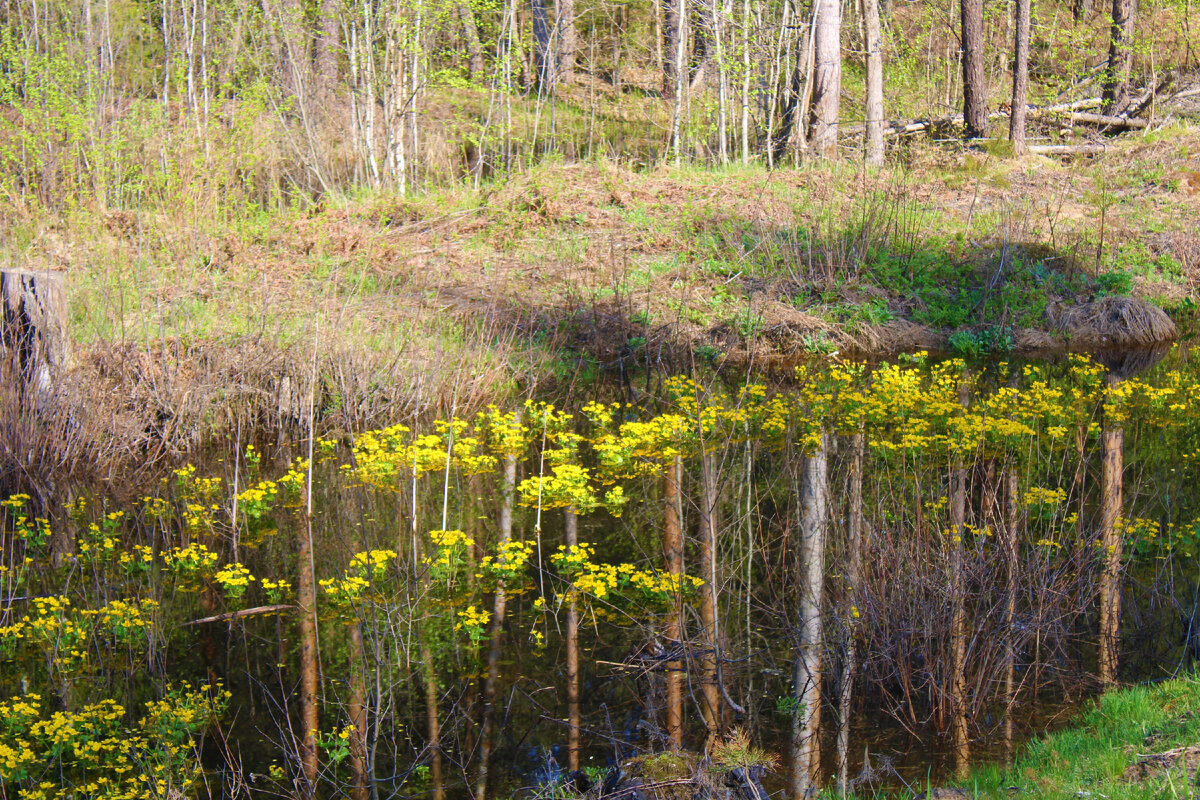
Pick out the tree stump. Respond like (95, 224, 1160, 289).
(1, 269, 71, 406)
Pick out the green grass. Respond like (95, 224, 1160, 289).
(824, 675, 1200, 799)
(971, 676, 1200, 799)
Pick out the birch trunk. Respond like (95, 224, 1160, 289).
(863, 0, 884, 164)
(790, 433, 829, 799)
(740, 0, 750, 163)
(533, 0, 553, 86)
(670, 0, 687, 163)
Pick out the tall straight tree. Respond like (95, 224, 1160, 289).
(663, 0, 680, 98)
(1103, 0, 1135, 110)
(949, 379, 970, 778)
(863, 0, 884, 164)
(790, 433, 829, 798)
(475, 445, 518, 800)
(669, 0, 688, 163)
(1010, 0, 1031, 154)
(533, 0, 554, 86)
(557, 0, 577, 80)
(663, 457, 685, 747)
(809, 0, 842, 157)
(961, 0, 987, 138)
(1098, 373, 1125, 686)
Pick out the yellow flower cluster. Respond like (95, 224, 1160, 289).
(424, 529, 475, 583)
(517, 464, 598, 512)
(260, 577, 292, 603)
(479, 539, 535, 589)
(551, 543, 702, 605)
(214, 563, 255, 600)
(89, 598, 158, 646)
(163, 542, 220, 576)
(1025, 486, 1067, 507)
(1, 684, 226, 796)
(237, 478, 279, 518)
(454, 605, 492, 643)
(349, 549, 397, 580)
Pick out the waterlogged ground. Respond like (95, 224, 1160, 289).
(4, 348, 1200, 798)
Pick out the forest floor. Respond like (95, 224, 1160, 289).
(13, 116, 1200, 449)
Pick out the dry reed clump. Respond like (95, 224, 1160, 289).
(1049, 296, 1177, 348)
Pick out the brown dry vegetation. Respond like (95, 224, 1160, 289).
(3, 118, 1199, 495)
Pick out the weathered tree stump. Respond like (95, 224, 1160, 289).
(1, 269, 73, 564)
(1, 269, 71, 406)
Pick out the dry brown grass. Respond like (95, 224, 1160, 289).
(1050, 296, 1178, 348)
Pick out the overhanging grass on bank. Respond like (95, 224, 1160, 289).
(893, 675, 1200, 799)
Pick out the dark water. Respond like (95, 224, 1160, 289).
(7, 344, 1200, 799)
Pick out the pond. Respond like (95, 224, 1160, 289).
(2, 346, 1200, 799)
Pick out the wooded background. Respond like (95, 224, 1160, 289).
(0, 0, 1195, 210)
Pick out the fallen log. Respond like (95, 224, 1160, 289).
(1042, 97, 1103, 112)
(1059, 111, 1148, 129)
(1125, 72, 1176, 119)
(1029, 144, 1108, 155)
(1167, 85, 1200, 102)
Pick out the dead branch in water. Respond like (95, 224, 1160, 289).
(182, 605, 294, 626)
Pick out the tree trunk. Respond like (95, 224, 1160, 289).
(835, 431, 864, 792)
(459, 3, 486, 81)
(1002, 464, 1019, 759)
(420, 637, 444, 800)
(297, 514, 320, 798)
(533, 0, 553, 87)
(961, 0, 987, 137)
(663, 456, 685, 748)
(699, 451, 722, 741)
(316, 0, 340, 98)
(475, 449, 518, 800)
(740, 0, 751, 163)
(663, 0, 679, 97)
(790, 433, 829, 799)
(714, 0, 729, 163)
(1, 270, 71, 411)
(1098, 373, 1124, 687)
(349, 622, 370, 800)
(949, 381, 970, 778)
(565, 506, 581, 770)
(1103, 0, 1135, 111)
(1010, 0, 1031, 154)
(809, 0, 841, 157)
(670, 0, 688, 162)
(863, 0, 884, 165)
(557, 0, 576, 80)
